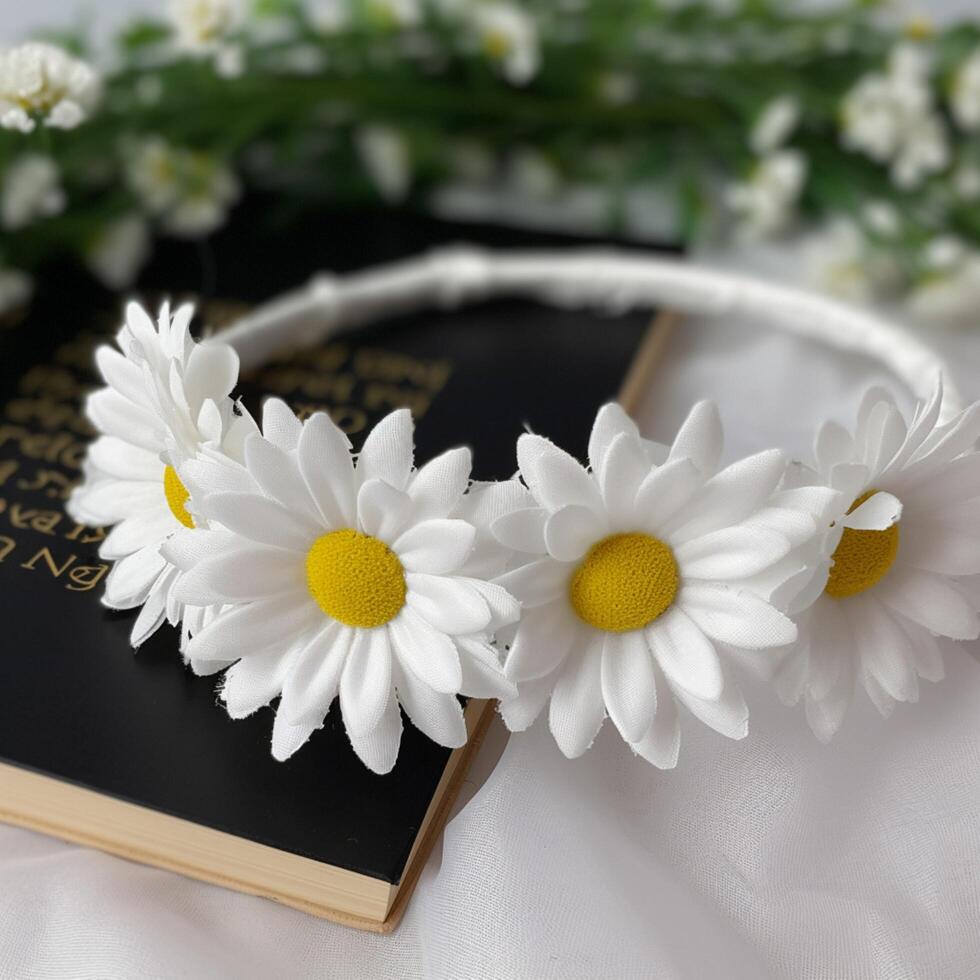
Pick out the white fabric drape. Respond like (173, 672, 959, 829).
(3, 279, 980, 979)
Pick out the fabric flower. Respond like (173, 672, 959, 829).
(776, 385, 980, 740)
(1, 154, 65, 231)
(472, 2, 540, 86)
(67, 302, 250, 648)
(0, 42, 100, 133)
(168, 0, 242, 53)
(165, 404, 518, 774)
(493, 403, 832, 768)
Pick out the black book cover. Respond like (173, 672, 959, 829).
(0, 201, 659, 890)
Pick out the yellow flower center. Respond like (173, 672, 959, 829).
(163, 465, 195, 529)
(306, 529, 407, 628)
(824, 490, 900, 599)
(569, 532, 679, 633)
(483, 30, 511, 61)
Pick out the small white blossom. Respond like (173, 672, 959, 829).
(840, 43, 948, 189)
(365, 0, 421, 29)
(472, 2, 540, 86)
(750, 95, 800, 155)
(126, 137, 240, 237)
(861, 200, 900, 238)
(1, 155, 65, 231)
(86, 214, 151, 290)
(951, 47, 980, 131)
(726, 150, 807, 239)
(309, 0, 350, 33)
(953, 160, 980, 201)
(357, 125, 411, 202)
(909, 243, 980, 324)
(0, 42, 100, 133)
(0, 266, 32, 316)
(509, 147, 561, 199)
(169, 0, 242, 52)
(805, 218, 901, 304)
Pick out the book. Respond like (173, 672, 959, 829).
(0, 204, 673, 931)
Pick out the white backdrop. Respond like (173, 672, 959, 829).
(3, 3, 980, 979)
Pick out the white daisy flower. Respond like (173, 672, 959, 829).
(0, 42, 100, 133)
(776, 385, 980, 740)
(951, 47, 980, 131)
(165, 404, 518, 774)
(472, 2, 540, 86)
(493, 403, 832, 768)
(67, 302, 250, 649)
(1, 154, 65, 231)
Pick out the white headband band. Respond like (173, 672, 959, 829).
(220, 246, 961, 417)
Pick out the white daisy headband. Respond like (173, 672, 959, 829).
(68, 247, 980, 774)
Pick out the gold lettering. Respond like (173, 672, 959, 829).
(0, 458, 17, 486)
(0, 535, 15, 562)
(67, 562, 109, 592)
(21, 546, 76, 579)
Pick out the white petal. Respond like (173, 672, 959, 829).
(95, 346, 147, 405)
(841, 491, 901, 530)
(878, 566, 979, 641)
(271, 711, 319, 762)
(548, 637, 605, 758)
(103, 545, 167, 609)
(647, 606, 724, 700)
(804, 675, 853, 743)
(598, 433, 648, 526)
(346, 691, 403, 774)
(388, 606, 462, 693)
(900, 453, 980, 514)
(456, 636, 516, 699)
(244, 434, 320, 522)
(183, 341, 239, 410)
(671, 674, 749, 740)
(357, 478, 412, 542)
(86, 388, 161, 452)
(490, 507, 548, 553)
(679, 585, 796, 649)
(395, 519, 475, 574)
(495, 558, 569, 608)
(408, 447, 471, 520)
(898, 618, 946, 682)
(668, 400, 722, 475)
(74, 480, 163, 525)
(358, 409, 414, 491)
(675, 525, 791, 581)
(543, 505, 606, 563)
(394, 662, 467, 747)
(261, 397, 302, 451)
(814, 420, 854, 474)
(847, 596, 917, 702)
(634, 458, 702, 532)
(172, 545, 302, 604)
(517, 433, 603, 513)
(101, 512, 175, 561)
(185, 597, 318, 664)
(221, 648, 294, 719)
(666, 450, 786, 545)
(499, 673, 554, 732)
(406, 574, 491, 634)
(339, 628, 393, 738)
(296, 411, 355, 528)
(458, 578, 521, 630)
(803, 600, 847, 701)
(129, 580, 169, 647)
(902, 520, 980, 576)
(279, 621, 350, 726)
(200, 492, 318, 552)
(600, 631, 657, 743)
(629, 670, 680, 769)
(504, 602, 579, 682)
(588, 402, 640, 472)
(88, 436, 162, 482)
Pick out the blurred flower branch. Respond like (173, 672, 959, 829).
(2, 0, 980, 322)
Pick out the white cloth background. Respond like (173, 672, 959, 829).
(3, 3, 980, 978)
